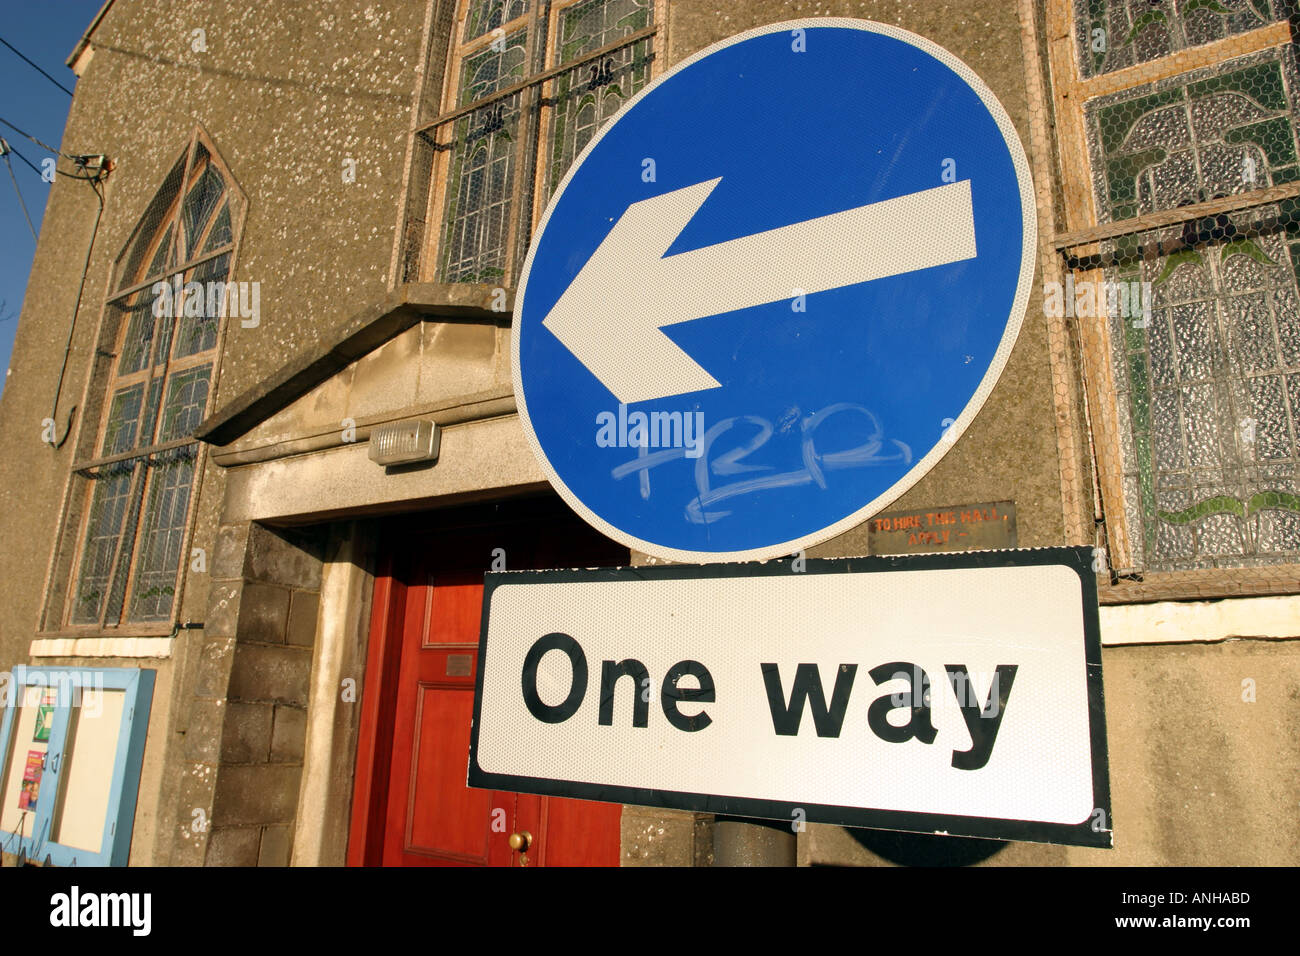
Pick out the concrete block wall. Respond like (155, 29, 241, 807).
(176, 522, 324, 866)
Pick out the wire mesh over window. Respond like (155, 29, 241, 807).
(440, 102, 525, 283)
(543, 0, 654, 200)
(1074, 0, 1288, 79)
(1087, 47, 1300, 220)
(463, 0, 531, 42)
(128, 445, 199, 621)
(407, 0, 657, 286)
(71, 459, 138, 627)
(1079, 212, 1300, 571)
(1065, 36, 1300, 578)
(65, 135, 240, 629)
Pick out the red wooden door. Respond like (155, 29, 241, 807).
(349, 502, 628, 867)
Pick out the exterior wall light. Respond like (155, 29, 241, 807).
(368, 420, 440, 466)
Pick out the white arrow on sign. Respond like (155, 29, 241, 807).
(542, 178, 978, 405)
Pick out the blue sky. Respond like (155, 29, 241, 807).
(0, 0, 107, 397)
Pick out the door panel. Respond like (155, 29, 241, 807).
(352, 499, 629, 867)
(423, 569, 484, 645)
(401, 682, 495, 864)
(520, 793, 623, 867)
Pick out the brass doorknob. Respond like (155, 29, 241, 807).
(508, 831, 532, 851)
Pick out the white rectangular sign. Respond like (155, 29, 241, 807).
(469, 548, 1111, 847)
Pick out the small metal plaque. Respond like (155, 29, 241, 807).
(446, 654, 472, 677)
(868, 501, 1017, 555)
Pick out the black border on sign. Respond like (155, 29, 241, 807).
(467, 546, 1113, 849)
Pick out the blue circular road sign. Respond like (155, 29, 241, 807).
(514, 18, 1036, 563)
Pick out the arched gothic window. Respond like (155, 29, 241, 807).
(57, 131, 243, 628)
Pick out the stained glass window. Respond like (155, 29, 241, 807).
(428, 0, 657, 285)
(1081, 45, 1300, 571)
(463, 0, 530, 42)
(1087, 49, 1300, 222)
(1075, 0, 1286, 79)
(128, 445, 199, 621)
(439, 30, 528, 283)
(65, 135, 239, 628)
(545, 0, 654, 199)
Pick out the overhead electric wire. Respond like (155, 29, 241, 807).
(2, 137, 44, 175)
(1, 140, 38, 239)
(2, 137, 100, 181)
(0, 57, 109, 444)
(49, 174, 104, 449)
(0, 114, 73, 158)
(0, 35, 75, 97)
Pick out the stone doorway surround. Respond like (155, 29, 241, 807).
(180, 282, 548, 865)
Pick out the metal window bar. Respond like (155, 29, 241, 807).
(414, 24, 654, 136)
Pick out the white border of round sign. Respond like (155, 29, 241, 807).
(512, 17, 1038, 564)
